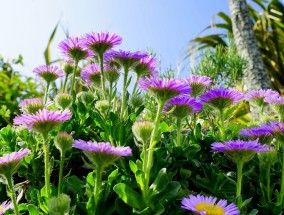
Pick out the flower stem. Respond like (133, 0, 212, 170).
(57, 152, 65, 196)
(43, 134, 51, 198)
(107, 81, 113, 115)
(176, 117, 182, 147)
(94, 165, 103, 214)
(44, 82, 50, 105)
(70, 61, 79, 95)
(144, 101, 164, 202)
(6, 175, 19, 215)
(99, 53, 106, 99)
(236, 160, 244, 201)
(219, 109, 225, 141)
(132, 75, 139, 95)
(279, 145, 284, 206)
(120, 66, 129, 120)
(62, 74, 69, 93)
(266, 164, 272, 202)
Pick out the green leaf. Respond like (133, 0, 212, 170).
(113, 183, 146, 210)
(149, 168, 168, 197)
(44, 23, 59, 65)
(247, 209, 258, 215)
(27, 204, 42, 215)
(154, 181, 181, 204)
(62, 175, 83, 195)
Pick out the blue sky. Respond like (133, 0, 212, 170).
(0, 0, 229, 77)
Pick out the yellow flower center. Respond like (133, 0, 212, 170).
(0, 206, 4, 211)
(195, 202, 225, 215)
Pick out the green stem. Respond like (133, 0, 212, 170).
(259, 104, 264, 122)
(94, 165, 103, 214)
(279, 145, 284, 206)
(144, 101, 164, 201)
(99, 53, 106, 99)
(6, 175, 19, 215)
(219, 109, 225, 141)
(132, 75, 139, 95)
(176, 117, 182, 147)
(44, 82, 50, 105)
(266, 164, 272, 202)
(107, 81, 113, 115)
(279, 113, 284, 123)
(62, 74, 69, 93)
(120, 66, 129, 120)
(236, 161, 244, 201)
(70, 61, 79, 95)
(43, 134, 51, 198)
(57, 152, 65, 196)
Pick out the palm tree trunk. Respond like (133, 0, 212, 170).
(229, 0, 271, 90)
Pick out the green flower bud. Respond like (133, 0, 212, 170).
(48, 194, 71, 215)
(95, 100, 110, 114)
(55, 93, 72, 110)
(129, 93, 144, 108)
(76, 91, 95, 106)
(54, 132, 73, 155)
(132, 121, 154, 144)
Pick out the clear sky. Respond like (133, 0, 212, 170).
(0, 0, 229, 77)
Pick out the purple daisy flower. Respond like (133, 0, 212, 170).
(81, 63, 101, 86)
(104, 51, 122, 70)
(19, 98, 44, 114)
(133, 55, 159, 78)
(33, 65, 64, 83)
(245, 89, 279, 107)
(73, 140, 132, 166)
(200, 88, 243, 111)
(181, 194, 240, 215)
(108, 50, 148, 69)
(212, 139, 269, 153)
(0, 200, 13, 215)
(14, 109, 71, 134)
(185, 75, 212, 97)
(164, 95, 203, 118)
(0, 148, 31, 176)
(266, 121, 284, 140)
(265, 96, 284, 104)
(264, 96, 284, 117)
(58, 36, 93, 62)
(138, 77, 191, 103)
(82, 32, 122, 55)
(239, 126, 273, 139)
(212, 139, 270, 163)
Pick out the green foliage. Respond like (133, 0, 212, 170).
(192, 43, 247, 88)
(186, 0, 284, 92)
(0, 55, 41, 128)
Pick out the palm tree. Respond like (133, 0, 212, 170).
(229, 0, 270, 90)
(186, 0, 284, 92)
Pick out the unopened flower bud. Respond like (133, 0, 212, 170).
(54, 132, 73, 155)
(76, 92, 95, 105)
(129, 94, 144, 108)
(132, 121, 154, 143)
(48, 194, 71, 215)
(55, 93, 72, 110)
(95, 100, 110, 113)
